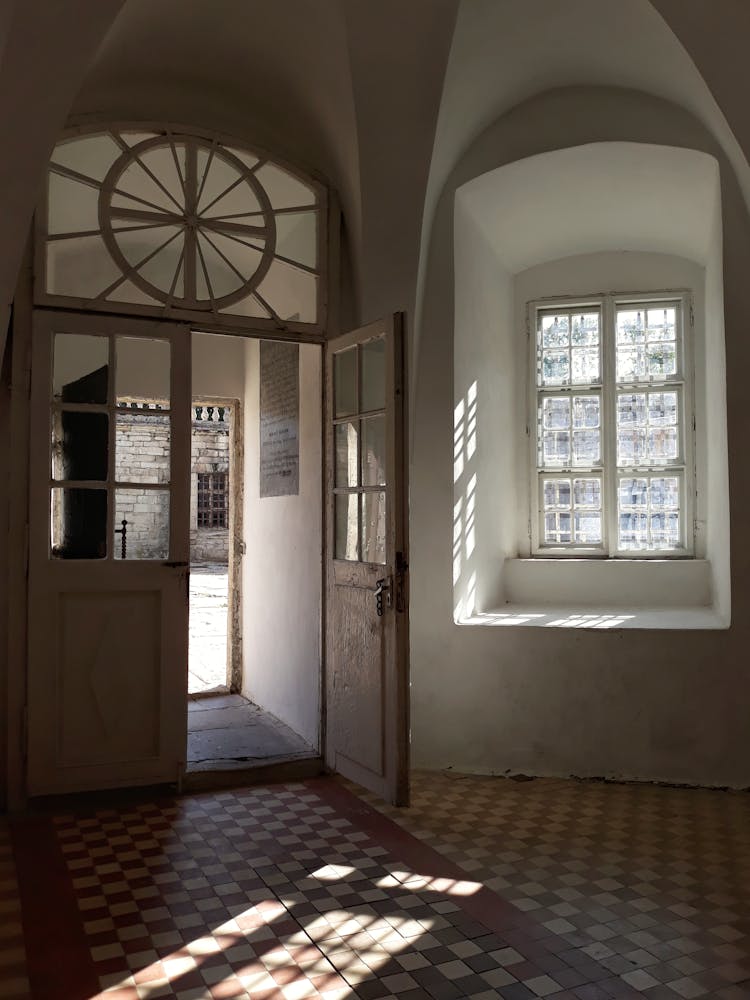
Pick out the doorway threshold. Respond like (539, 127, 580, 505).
(184, 694, 323, 791)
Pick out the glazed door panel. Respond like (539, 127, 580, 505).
(325, 314, 409, 806)
(27, 311, 191, 794)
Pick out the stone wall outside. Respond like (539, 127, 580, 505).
(114, 404, 230, 562)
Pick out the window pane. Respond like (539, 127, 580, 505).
(646, 342, 676, 378)
(361, 491, 386, 564)
(335, 421, 358, 487)
(541, 476, 602, 546)
(50, 134, 121, 184)
(542, 397, 569, 429)
(361, 337, 386, 412)
(572, 429, 600, 465)
(618, 475, 680, 551)
(573, 396, 600, 428)
(617, 309, 646, 344)
(116, 337, 171, 405)
(542, 430, 570, 465)
(116, 409, 170, 484)
(334, 347, 357, 417)
(646, 306, 677, 341)
(53, 333, 109, 403)
(334, 492, 359, 560)
(540, 349, 569, 385)
(571, 311, 600, 346)
(47, 235, 123, 299)
(617, 344, 648, 381)
(541, 314, 569, 348)
(540, 394, 600, 468)
(48, 173, 101, 235)
(617, 303, 679, 381)
(51, 487, 107, 559)
(254, 163, 316, 211)
(52, 411, 108, 481)
(275, 211, 318, 268)
(617, 390, 679, 466)
(255, 258, 318, 324)
(114, 489, 169, 560)
(361, 415, 386, 487)
(571, 347, 600, 383)
(544, 478, 571, 509)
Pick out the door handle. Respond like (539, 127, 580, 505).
(374, 576, 392, 617)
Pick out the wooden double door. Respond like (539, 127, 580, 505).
(26, 311, 409, 804)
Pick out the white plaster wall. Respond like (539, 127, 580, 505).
(192, 333, 245, 401)
(241, 340, 321, 748)
(411, 87, 750, 788)
(453, 210, 515, 616)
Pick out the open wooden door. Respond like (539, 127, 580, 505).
(27, 311, 191, 795)
(325, 314, 409, 806)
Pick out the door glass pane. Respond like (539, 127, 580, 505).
(334, 493, 359, 560)
(51, 411, 108, 481)
(53, 334, 109, 403)
(334, 347, 357, 417)
(51, 487, 106, 559)
(361, 415, 386, 487)
(361, 491, 386, 564)
(114, 489, 169, 560)
(361, 338, 385, 412)
(116, 337, 170, 405)
(116, 409, 171, 484)
(335, 421, 358, 488)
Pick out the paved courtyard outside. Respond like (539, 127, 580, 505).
(189, 563, 229, 693)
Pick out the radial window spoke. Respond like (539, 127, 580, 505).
(42, 125, 324, 323)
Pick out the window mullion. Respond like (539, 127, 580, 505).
(602, 295, 617, 556)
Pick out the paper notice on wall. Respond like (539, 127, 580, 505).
(259, 341, 300, 497)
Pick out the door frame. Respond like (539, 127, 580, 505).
(188, 390, 243, 695)
(7, 304, 409, 804)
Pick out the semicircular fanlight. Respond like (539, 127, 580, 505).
(41, 126, 324, 328)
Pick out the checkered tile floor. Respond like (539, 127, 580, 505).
(0, 817, 30, 999)
(356, 773, 750, 999)
(3, 774, 750, 999)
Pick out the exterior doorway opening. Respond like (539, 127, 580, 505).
(188, 400, 232, 696)
(185, 332, 322, 786)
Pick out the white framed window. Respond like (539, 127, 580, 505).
(529, 292, 694, 557)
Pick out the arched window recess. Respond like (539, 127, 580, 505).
(34, 123, 329, 336)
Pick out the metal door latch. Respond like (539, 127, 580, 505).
(374, 577, 392, 617)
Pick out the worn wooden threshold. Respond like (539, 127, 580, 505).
(181, 754, 325, 792)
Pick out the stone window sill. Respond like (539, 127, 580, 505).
(457, 558, 729, 630)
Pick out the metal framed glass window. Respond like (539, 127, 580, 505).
(529, 292, 694, 557)
(197, 472, 228, 529)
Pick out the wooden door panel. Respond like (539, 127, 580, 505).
(57, 590, 160, 767)
(325, 314, 409, 806)
(27, 311, 190, 795)
(330, 582, 384, 778)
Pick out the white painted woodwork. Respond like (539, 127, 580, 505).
(325, 315, 409, 806)
(27, 311, 191, 794)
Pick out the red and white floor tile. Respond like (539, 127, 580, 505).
(2, 774, 749, 999)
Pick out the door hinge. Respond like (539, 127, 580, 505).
(689, 303, 695, 327)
